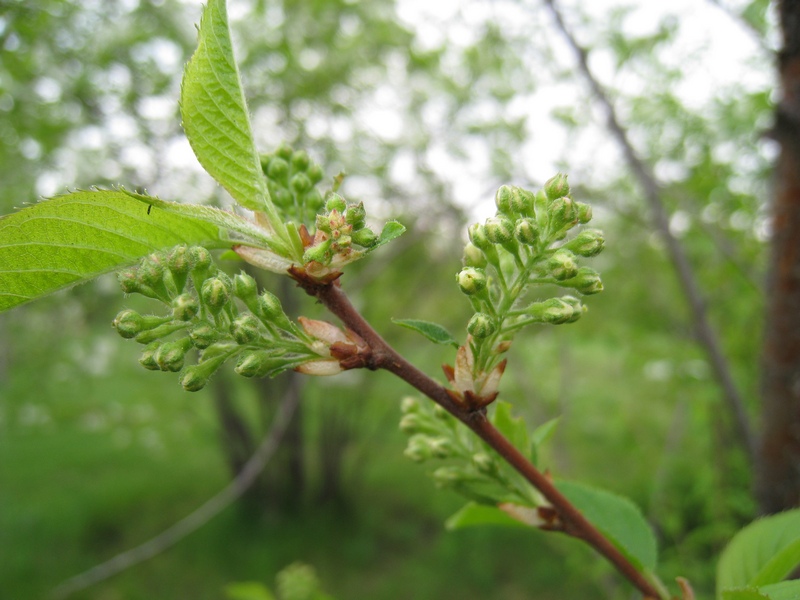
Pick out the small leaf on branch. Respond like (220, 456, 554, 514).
(392, 318, 459, 348)
(445, 502, 535, 531)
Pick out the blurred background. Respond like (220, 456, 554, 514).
(0, 0, 777, 598)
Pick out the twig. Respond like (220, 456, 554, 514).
(299, 278, 665, 600)
(50, 384, 301, 600)
(543, 0, 757, 465)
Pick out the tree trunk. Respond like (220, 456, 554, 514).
(757, 0, 800, 514)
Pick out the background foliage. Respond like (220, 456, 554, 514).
(0, 0, 774, 598)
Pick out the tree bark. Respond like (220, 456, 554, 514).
(757, 0, 800, 513)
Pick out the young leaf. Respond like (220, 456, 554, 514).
(717, 508, 800, 594)
(557, 480, 658, 573)
(491, 401, 531, 458)
(181, 0, 282, 231)
(0, 190, 231, 313)
(723, 581, 800, 600)
(391, 318, 459, 348)
(374, 221, 407, 248)
(446, 502, 533, 531)
(224, 582, 276, 600)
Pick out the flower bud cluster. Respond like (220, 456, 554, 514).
(260, 142, 325, 225)
(113, 246, 335, 391)
(453, 175, 604, 403)
(399, 397, 537, 507)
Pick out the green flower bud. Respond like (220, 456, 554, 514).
(258, 290, 285, 322)
(231, 313, 261, 345)
(432, 404, 451, 421)
(468, 223, 492, 251)
(525, 297, 576, 325)
(345, 202, 367, 229)
(562, 267, 604, 295)
(351, 227, 378, 247)
(315, 213, 332, 234)
(485, 216, 515, 245)
(564, 228, 604, 257)
(138, 253, 166, 289)
(544, 173, 570, 200)
(560, 295, 585, 323)
(467, 313, 496, 339)
(303, 240, 332, 265)
(432, 466, 470, 488)
(113, 309, 170, 339)
(404, 435, 433, 463)
(472, 452, 497, 476)
(235, 350, 285, 378)
(180, 347, 236, 391)
(233, 272, 259, 304)
(495, 185, 514, 215)
(138, 342, 161, 370)
(462, 242, 487, 268)
(290, 172, 312, 194)
(307, 164, 324, 185)
(188, 246, 213, 273)
(429, 437, 456, 459)
(325, 193, 347, 213)
(549, 196, 577, 233)
(201, 277, 231, 313)
(189, 322, 219, 349)
(456, 267, 487, 296)
(514, 218, 539, 246)
(400, 396, 420, 414)
(399, 413, 425, 434)
(291, 149, 310, 172)
(305, 187, 324, 210)
(117, 268, 142, 295)
(575, 201, 593, 224)
(259, 152, 272, 174)
(267, 157, 290, 181)
(272, 188, 293, 208)
(171, 293, 199, 321)
(547, 249, 578, 281)
(167, 245, 191, 291)
(276, 142, 293, 160)
(511, 188, 535, 215)
(154, 338, 192, 372)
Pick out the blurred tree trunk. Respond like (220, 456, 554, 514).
(757, 0, 800, 514)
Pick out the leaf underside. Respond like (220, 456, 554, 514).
(391, 318, 459, 347)
(0, 190, 231, 313)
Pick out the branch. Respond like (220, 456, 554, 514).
(300, 278, 665, 600)
(50, 383, 301, 600)
(543, 0, 757, 465)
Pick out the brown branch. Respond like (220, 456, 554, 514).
(299, 277, 664, 599)
(50, 385, 301, 600)
(543, 0, 757, 465)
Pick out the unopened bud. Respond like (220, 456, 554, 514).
(472, 452, 497, 475)
(276, 142, 293, 160)
(351, 227, 378, 247)
(138, 253, 166, 289)
(188, 246, 213, 273)
(495, 185, 514, 215)
(468, 223, 492, 251)
(547, 249, 578, 281)
(399, 413, 425, 434)
(575, 201, 593, 224)
(180, 349, 233, 392)
(544, 173, 570, 200)
(267, 157, 289, 181)
(112, 309, 151, 339)
(172, 293, 199, 321)
(273, 188, 292, 207)
(429, 437, 456, 459)
(462, 242, 487, 268)
(233, 272, 259, 305)
(305, 187, 324, 210)
(511, 188, 535, 215)
(291, 149, 310, 172)
(432, 466, 470, 488)
(345, 202, 367, 229)
(201, 277, 231, 312)
(231, 314, 261, 345)
(467, 313, 496, 339)
(564, 228, 604, 257)
(549, 196, 577, 232)
(303, 240, 332, 265)
(562, 267, 603, 295)
(155, 338, 192, 372)
(167, 245, 191, 290)
(117, 268, 142, 295)
(400, 396, 420, 414)
(189, 322, 219, 349)
(560, 295, 585, 323)
(258, 290, 285, 322)
(138, 343, 161, 370)
(456, 267, 487, 296)
(485, 216, 515, 245)
(525, 298, 577, 325)
(404, 435, 433, 463)
(514, 218, 539, 246)
(325, 193, 347, 213)
(307, 164, 324, 185)
(235, 350, 284, 378)
(290, 172, 312, 194)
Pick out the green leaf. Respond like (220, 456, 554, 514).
(374, 220, 406, 248)
(0, 190, 231, 313)
(717, 509, 800, 595)
(391, 318, 459, 347)
(224, 582, 276, 600)
(491, 401, 531, 457)
(531, 417, 560, 449)
(445, 502, 533, 531)
(557, 480, 658, 573)
(724, 581, 800, 600)
(181, 0, 275, 219)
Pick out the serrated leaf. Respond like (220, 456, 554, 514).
(724, 581, 800, 600)
(717, 508, 800, 595)
(374, 220, 406, 248)
(391, 318, 459, 347)
(557, 480, 658, 573)
(491, 401, 531, 457)
(181, 0, 272, 217)
(0, 190, 232, 313)
(445, 502, 533, 531)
